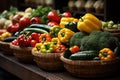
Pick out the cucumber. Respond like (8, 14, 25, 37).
(69, 51, 98, 60)
(29, 24, 50, 32)
(3, 36, 17, 42)
(22, 28, 48, 34)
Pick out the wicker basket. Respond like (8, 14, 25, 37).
(32, 49, 64, 71)
(0, 41, 13, 56)
(60, 54, 120, 78)
(104, 29, 120, 41)
(10, 43, 33, 63)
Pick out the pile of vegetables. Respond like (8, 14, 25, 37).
(0, 5, 119, 62)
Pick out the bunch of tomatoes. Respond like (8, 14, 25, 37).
(12, 32, 40, 47)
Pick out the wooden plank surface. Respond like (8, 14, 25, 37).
(0, 52, 120, 80)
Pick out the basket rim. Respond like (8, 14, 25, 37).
(60, 55, 120, 65)
(32, 49, 62, 57)
(0, 41, 10, 45)
(10, 43, 33, 50)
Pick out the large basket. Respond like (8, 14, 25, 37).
(32, 49, 64, 71)
(60, 54, 120, 78)
(104, 29, 120, 41)
(0, 41, 13, 56)
(10, 43, 33, 63)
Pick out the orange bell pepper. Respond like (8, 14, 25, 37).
(99, 48, 116, 60)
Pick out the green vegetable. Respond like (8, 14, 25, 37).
(65, 22, 79, 32)
(80, 31, 119, 51)
(21, 27, 48, 34)
(49, 26, 62, 37)
(69, 32, 88, 47)
(69, 51, 98, 60)
(29, 6, 52, 24)
(3, 36, 17, 42)
(29, 24, 50, 32)
(63, 48, 72, 59)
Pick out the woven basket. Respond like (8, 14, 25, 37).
(104, 29, 120, 41)
(60, 54, 120, 78)
(10, 43, 33, 63)
(0, 41, 13, 56)
(32, 49, 64, 71)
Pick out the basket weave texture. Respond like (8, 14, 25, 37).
(60, 55, 120, 78)
(32, 49, 64, 71)
(104, 29, 120, 41)
(10, 43, 33, 63)
(0, 41, 13, 55)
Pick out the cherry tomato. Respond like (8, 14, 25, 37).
(12, 39, 18, 46)
(69, 45, 80, 53)
(30, 17, 41, 24)
(47, 21, 59, 27)
(30, 39, 38, 47)
(47, 11, 61, 23)
(62, 12, 72, 17)
(30, 32, 41, 42)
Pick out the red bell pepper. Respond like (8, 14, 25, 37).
(54, 44, 66, 53)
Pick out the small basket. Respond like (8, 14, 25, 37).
(60, 54, 120, 78)
(10, 43, 33, 63)
(104, 29, 120, 41)
(32, 49, 64, 71)
(0, 41, 13, 56)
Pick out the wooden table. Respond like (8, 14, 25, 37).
(0, 51, 120, 80)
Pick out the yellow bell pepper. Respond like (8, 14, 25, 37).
(60, 17, 78, 28)
(51, 37, 61, 47)
(33, 43, 43, 52)
(58, 28, 75, 43)
(77, 13, 102, 33)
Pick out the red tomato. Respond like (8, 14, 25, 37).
(12, 39, 18, 46)
(30, 40, 38, 47)
(47, 21, 59, 27)
(62, 12, 72, 17)
(30, 17, 41, 24)
(6, 23, 20, 33)
(47, 11, 61, 23)
(30, 32, 41, 42)
(69, 45, 80, 53)
(19, 17, 30, 29)
(12, 14, 23, 24)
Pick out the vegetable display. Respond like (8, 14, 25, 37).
(0, 5, 120, 64)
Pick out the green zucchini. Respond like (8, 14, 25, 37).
(29, 24, 50, 32)
(22, 28, 48, 34)
(69, 50, 98, 60)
